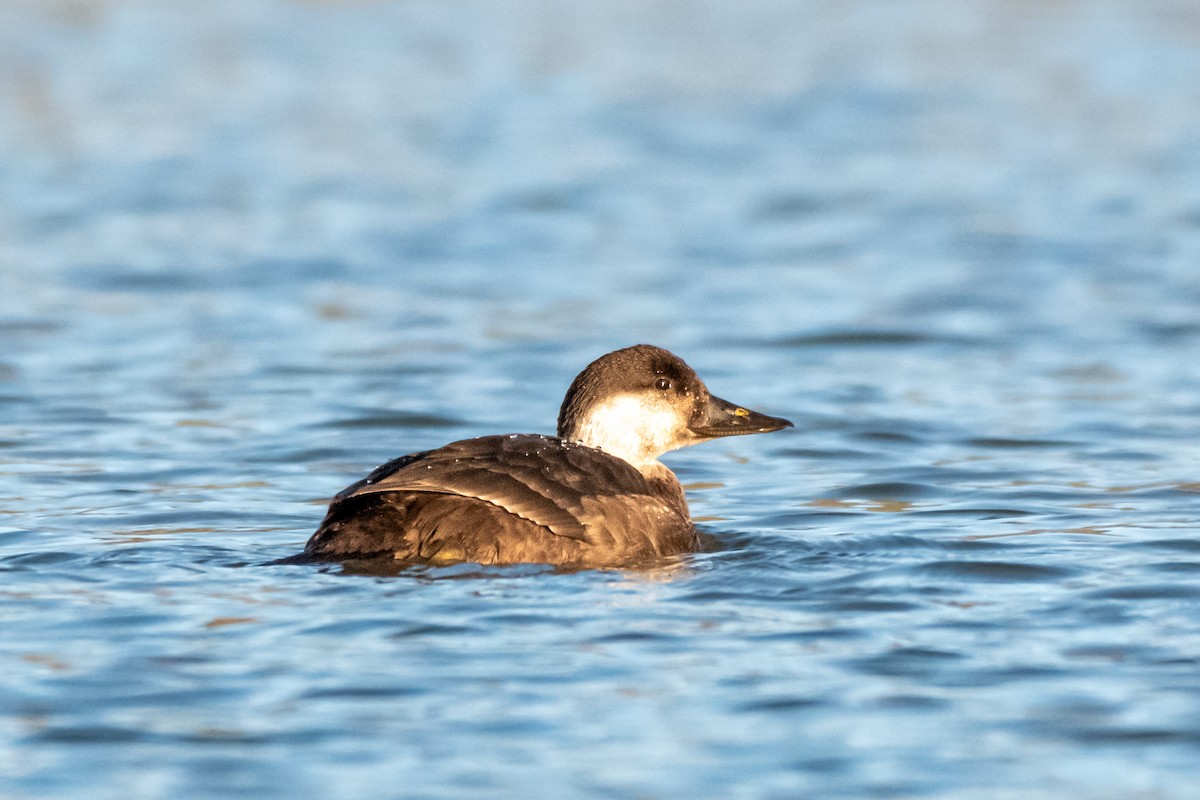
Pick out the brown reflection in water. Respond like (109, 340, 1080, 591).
(965, 525, 1112, 541)
(108, 527, 218, 540)
(323, 551, 699, 580)
(203, 616, 258, 629)
(809, 497, 915, 513)
(21, 653, 70, 671)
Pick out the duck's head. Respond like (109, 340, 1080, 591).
(557, 344, 793, 471)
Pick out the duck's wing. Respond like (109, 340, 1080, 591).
(330, 434, 656, 542)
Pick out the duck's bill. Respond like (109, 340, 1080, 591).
(689, 394, 793, 438)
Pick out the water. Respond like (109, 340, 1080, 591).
(3, 1, 1200, 797)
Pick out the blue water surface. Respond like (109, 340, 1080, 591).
(3, 1, 1200, 798)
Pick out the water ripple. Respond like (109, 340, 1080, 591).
(916, 560, 1078, 582)
(5, 2, 1200, 799)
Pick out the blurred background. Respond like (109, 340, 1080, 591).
(4, 2, 1200, 799)
(4, 0, 1199, 447)
(4, 0, 1198, 339)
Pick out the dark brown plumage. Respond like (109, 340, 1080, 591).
(302, 345, 791, 568)
(305, 434, 694, 566)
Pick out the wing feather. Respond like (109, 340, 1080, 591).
(333, 435, 657, 542)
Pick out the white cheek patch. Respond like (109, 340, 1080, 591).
(573, 394, 683, 467)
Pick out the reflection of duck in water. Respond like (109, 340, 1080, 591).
(302, 345, 791, 568)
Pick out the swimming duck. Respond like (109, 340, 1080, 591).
(302, 344, 791, 568)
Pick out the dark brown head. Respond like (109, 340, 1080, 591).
(557, 344, 792, 470)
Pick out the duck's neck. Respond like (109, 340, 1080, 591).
(559, 431, 690, 521)
(640, 459, 690, 518)
(561, 395, 678, 471)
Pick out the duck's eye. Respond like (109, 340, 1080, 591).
(655, 377, 672, 391)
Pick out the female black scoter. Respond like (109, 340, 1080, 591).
(302, 345, 791, 567)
